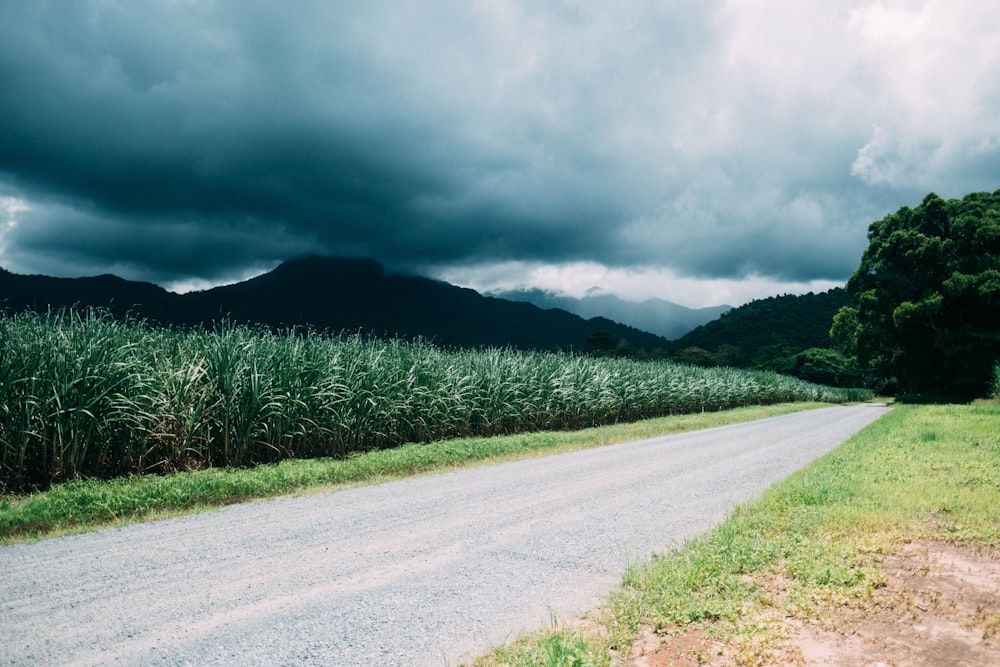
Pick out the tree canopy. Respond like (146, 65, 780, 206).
(666, 289, 862, 383)
(671, 288, 851, 358)
(837, 190, 1000, 398)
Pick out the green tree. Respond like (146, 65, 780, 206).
(829, 306, 859, 355)
(584, 330, 635, 358)
(714, 344, 748, 367)
(674, 346, 717, 367)
(794, 347, 861, 387)
(840, 190, 1000, 397)
(584, 330, 617, 356)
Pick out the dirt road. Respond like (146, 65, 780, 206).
(0, 404, 887, 666)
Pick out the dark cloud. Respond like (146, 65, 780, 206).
(1, 1, 998, 303)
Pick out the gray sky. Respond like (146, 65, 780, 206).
(1, 1, 998, 307)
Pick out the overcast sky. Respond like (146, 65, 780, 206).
(1, 1, 998, 307)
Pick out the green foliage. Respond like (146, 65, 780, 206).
(484, 626, 606, 667)
(843, 190, 1000, 397)
(829, 306, 859, 354)
(673, 346, 717, 367)
(496, 403, 1000, 665)
(668, 289, 866, 387)
(0, 309, 867, 493)
(671, 289, 852, 359)
(584, 330, 620, 357)
(1, 404, 825, 541)
(793, 348, 862, 387)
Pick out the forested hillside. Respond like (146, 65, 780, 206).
(671, 288, 850, 357)
(667, 288, 857, 385)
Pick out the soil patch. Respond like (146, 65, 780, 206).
(623, 541, 1000, 666)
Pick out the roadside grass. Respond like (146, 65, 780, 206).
(472, 401, 1000, 667)
(0, 402, 827, 544)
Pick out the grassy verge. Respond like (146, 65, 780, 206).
(0, 402, 827, 544)
(475, 401, 1000, 666)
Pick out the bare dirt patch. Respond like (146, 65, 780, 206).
(627, 625, 725, 667)
(622, 541, 1000, 666)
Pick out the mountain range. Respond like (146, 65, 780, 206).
(492, 288, 731, 340)
(0, 256, 679, 351)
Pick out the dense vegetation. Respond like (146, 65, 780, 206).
(0, 404, 826, 542)
(671, 289, 851, 358)
(665, 289, 860, 386)
(667, 190, 1000, 399)
(0, 309, 867, 493)
(836, 190, 1000, 398)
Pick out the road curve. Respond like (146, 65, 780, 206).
(0, 404, 887, 666)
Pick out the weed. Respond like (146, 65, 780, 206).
(474, 403, 1000, 665)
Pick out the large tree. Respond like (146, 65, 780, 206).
(837, 190, 1000, 397)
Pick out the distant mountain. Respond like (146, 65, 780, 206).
(669, 288, 852, 356)
(0, 269, 181, 320)
(0, 257, 671, 351)
(493, 288, 731, 340)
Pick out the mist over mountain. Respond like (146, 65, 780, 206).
(0, 257, 671, 352)
(491, 288, 731, 340)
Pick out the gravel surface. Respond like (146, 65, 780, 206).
(0, 404, 887, 666)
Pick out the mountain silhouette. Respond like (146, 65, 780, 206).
(0, 257, 671, 351)
(492, 288, 731, 340)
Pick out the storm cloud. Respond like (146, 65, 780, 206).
(2, 1, 998, 305)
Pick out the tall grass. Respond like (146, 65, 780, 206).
(0, 309, 869, 493)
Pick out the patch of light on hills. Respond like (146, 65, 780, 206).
(434, 260, 844, 309)
(163, 265, 277, 294)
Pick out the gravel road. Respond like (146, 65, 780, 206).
(0, 404, 887, 666)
